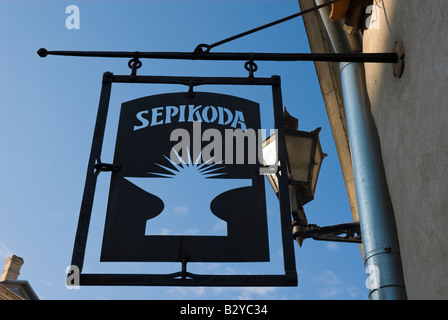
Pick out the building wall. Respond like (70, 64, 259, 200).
(363, 0, 448, 299)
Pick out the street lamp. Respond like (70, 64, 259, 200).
(262, 109, 362, 246)
(262, 108, 326, 203)
(284, 127, 326, 205)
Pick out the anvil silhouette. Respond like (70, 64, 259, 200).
(125, 157, 252, 236)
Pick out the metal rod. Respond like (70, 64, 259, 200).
(80, 273, 296, 287)
(71, 72, 113, 272)
(293, 222, 362, 243)
(202, 0, 343, 52)
(110, 74, 274, 85)
(271, 76, 298, 284)
(37, 48, 398, 63)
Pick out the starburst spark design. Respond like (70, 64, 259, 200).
(148, 147, 227, 179)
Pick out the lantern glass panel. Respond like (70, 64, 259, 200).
(310, 138, 325, 195)
(284, 133, 314, 185)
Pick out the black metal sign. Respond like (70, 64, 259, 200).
(70, 73, 297, 286)
(101, 91, 269, 263)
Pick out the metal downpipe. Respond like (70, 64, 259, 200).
(314, 1, 407, 300)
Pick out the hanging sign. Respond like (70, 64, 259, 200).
(70, 73, 297, 287)
(100, 91, 270, 263)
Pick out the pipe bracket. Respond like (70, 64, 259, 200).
(393, 41, 405, 78)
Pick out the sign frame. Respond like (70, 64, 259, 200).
(70, 72, 297, 287)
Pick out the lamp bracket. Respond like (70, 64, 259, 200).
(94, 161, 121, 173)
(292, 221, 362, 244)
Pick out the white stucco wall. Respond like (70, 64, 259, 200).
(363, 0, 448, 299)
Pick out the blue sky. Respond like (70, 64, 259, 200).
(0, 0, 367, 300)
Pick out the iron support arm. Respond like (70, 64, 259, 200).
(292, 221, 362, 244)
(37, 48, 398, 64)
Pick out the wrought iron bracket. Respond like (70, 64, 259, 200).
(128, 53, 142, 78)
(393, 40, 405, 78)
(94, 161, 121, 173)
(69, 73, 298, 287)
(37, 48, 398, 64)
(292, 220, 362, 245)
